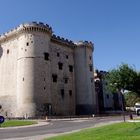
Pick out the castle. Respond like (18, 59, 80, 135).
(0, 22, 96, 118)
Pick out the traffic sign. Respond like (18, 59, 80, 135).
(0, 116, 5, 124)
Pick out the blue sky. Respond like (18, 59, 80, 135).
(0, 0, 140, 71)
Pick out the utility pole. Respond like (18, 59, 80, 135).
(120, 90, 125, 122)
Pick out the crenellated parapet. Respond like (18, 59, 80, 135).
(51, 34, 75, 48)
(0, 22, 94, 51)
(74, 41, 94, 51)
(0, 22, 53, 43)
(0, 21, 76, 48)
(21, 22, 52, 34)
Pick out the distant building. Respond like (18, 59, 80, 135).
(94, 70, 122, 113)
(0, 22, 96, 118)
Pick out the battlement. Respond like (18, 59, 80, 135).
(0, 22, 94, 50)
(0, 21, 53, 43)
(74, 41, 94, 51)
(51, 34, 75, 48)
(22, 21, 52, 33)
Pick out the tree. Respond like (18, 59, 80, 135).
(124, 92, 140, 107)
(106, 64, 139, 93)
(105, 64, 140, 122)
(132, 72, 140, 94)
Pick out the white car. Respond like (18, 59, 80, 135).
(135, 103, 140, 116)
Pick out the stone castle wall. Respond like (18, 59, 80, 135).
(74, 42, 96, 115)
(0, 22, 95, 117)
(0, 37, 18, 117)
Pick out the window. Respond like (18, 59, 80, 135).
(69, 90, 72, 96)
(44, 52, 49, 60)
(44, 87, 46, 90)
(106, 94, 109, 99)
(91, 78, 93, 83)
(89, 56, 92, 60)
(26, 42, 29, 46)
(7, 49, 9, 54)
(64, 78, 68, 84)
(52, 74, 57, 82)
(61, 89, 64, 99)
(89, 65, 93, 72)
(66, 55, 68, 59)
(23, 77, 24, 81)
(58, 62, 63, 70)
(69, 65, 73, 72)
(57, 52, 60, 57)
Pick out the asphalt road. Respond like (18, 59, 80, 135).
(0, 116, 128, 140)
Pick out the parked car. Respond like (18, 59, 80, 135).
(135, 103, 140, 116)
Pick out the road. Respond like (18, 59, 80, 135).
(0, 116, 128, 140)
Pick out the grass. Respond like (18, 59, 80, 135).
(45, 122, 140, 140)
(0, 120, 37, 127)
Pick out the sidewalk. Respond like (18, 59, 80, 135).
(0, 120, 49, 130)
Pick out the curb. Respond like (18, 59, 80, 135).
(0, 120, 49, 130)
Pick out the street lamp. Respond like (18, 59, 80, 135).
(119, 90, 125, 122)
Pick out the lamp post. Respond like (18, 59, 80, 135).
(120, 90, 125, 122)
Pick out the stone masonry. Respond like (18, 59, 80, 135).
(0, 22, 96, 118)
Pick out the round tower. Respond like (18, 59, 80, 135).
(74, 41, 96, 115)
(16, 22, 52, 117)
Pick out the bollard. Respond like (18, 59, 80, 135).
(46, 116, 48, 121)
(129, 114, 133, 120)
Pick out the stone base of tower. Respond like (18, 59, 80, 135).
(76, 104, 95, 115)
(0, 95, 17, 118)
(16, 103, 36, 118)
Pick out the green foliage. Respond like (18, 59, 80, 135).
(124, 92, 140, 107)
(0, 120, 37, 127)
(46, 122, 140, 140)
(133, 72, 140, 94)
(106, 64, 140, 94)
